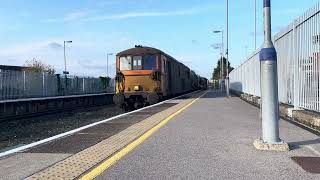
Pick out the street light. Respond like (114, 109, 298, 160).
(255, 0, 257, 50)
(226, 0, 230, 97)
(63, 40, 72, 75)
(213, 30, 224, 91)
(253, 0, 289, 151)
(106, 52, 113, 77)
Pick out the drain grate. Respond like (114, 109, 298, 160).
(291, 156, 320, 174)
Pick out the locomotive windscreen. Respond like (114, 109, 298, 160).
(143, 55, 156, 70)
(133, 56, 142, 70)
(120, 56, 132, 70)
(120, 55, 156, 70)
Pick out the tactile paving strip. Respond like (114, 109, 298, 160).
(26, 103, 177, 154)
(291, 156, 320, 174)
(26, 93, 201, 180)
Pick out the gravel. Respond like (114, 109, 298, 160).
(0, 105, 125, 151)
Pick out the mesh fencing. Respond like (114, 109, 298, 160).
(0, 70, 115, 100)
(230, 2, 320, 112)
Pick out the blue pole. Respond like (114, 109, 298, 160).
(258, 0, 288, 148)
(254, 0, 288, 151)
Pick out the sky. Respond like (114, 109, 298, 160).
(0, 0, 319, 78)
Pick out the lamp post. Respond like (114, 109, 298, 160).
(226, 0, 230, 97)
(63, 40, 72, 75)
(253, 0, 289, 151)
(106, 53, 113, 77)
(254, 0, 257, 50)
(213, 30, 224, 91)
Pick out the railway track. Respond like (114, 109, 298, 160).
(0, 103, 113, 123)
(0, 91, 198, 154)
(0, 104, 125, 152)
(0, 93, 114, 122)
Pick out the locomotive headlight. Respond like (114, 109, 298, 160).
(134, 85, 140, 91)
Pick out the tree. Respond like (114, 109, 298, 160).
(212, 57, 234, 80)
(25, 58, 56, 74)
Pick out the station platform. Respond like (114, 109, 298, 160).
(1, 90, 320, 179)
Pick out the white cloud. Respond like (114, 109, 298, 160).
(78, 59, 106, 70)
(64, 11, 89, 22)
(42, 6, 210, 23)
(0, 41, 63, 72)
(42, 10, 89, 23)
(0, 35, 131, 77)
(0, 41, 70, 56)
(47, 42, 63, 50)
(97, 0, 155, 7)
(0, 42, 48, 55)
(84, 9, 201, 21)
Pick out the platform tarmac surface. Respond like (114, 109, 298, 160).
(0, 91, 201, 179)
(0, 90, 320, 179)
(98, 91, 320, 180)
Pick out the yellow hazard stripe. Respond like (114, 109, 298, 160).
(80, 91, 208, 180)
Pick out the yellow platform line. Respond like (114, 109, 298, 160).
(80, 91, 208, 180)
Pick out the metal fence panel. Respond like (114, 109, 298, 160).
(0, 70, 115, 100)
(229, 50, 261, 97)
(230, 2, 320, 112)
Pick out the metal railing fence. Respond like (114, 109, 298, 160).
(230, 2, 320, 112)
(0, 70, 115, 100)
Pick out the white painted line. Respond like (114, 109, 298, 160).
(0, 91, 200, 158)
(305, 145, 320, 157)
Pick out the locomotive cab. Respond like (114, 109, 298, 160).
(114, 47, 162, 109)
(114, 46, 206, 110)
